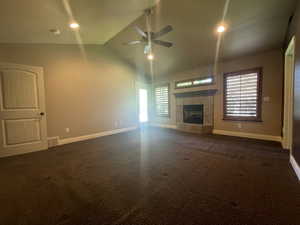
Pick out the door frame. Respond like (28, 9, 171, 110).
(282, 37, 295, 150)
(0, 62, 48, 157)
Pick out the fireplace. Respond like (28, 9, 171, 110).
(183, 104, 203, 124)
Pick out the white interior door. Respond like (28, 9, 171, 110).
(0, 63, 48, 157)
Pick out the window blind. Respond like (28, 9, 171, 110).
(175, 76, 214, 89)
(224, 68, 262, 121)
(155, 85, 169, 117)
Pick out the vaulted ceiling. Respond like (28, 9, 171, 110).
(0, 0, 297, 77)
(106, 0, 297, 76)
(0, 0, 157, 44)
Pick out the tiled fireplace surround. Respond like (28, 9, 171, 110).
(175, 91, 216, 134)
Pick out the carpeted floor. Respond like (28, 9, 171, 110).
(0, 127, 299, 225)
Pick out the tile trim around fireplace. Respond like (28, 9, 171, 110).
(175, 94, 214, 134)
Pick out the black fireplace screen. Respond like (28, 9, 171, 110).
(183, 105, 203, 124)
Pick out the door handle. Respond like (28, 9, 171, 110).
(40, 112, 45, 116)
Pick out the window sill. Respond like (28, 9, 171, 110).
(223, 118, 263, 122)
(156, 115, 170, 118)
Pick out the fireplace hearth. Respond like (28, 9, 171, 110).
(183, 105, 203, 124)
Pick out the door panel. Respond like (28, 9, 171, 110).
(1, 70, 38, 109)
(3, 119, 41, 145)
(0, 63, 47, 157)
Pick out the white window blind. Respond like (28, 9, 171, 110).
(224, 68, 262, 121)
(155, 85, 169, 117)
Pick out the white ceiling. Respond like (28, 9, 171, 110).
(0, 0, 157, 44)
(0, 0, 297, 76)
(107, 0, 297, 76)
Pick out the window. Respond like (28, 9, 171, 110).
(175, 76, 214, 89)
(223, 68, 262, 121)
(139, 89, 148, 123)
(155, 84, 169, 117)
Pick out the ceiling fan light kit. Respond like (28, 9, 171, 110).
(147, 53, 154, 60)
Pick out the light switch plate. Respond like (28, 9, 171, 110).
(263, 96, 270, 102)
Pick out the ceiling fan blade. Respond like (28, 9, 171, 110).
(134, 26, 147, 38)
(144, 44, 151, 54)
(153, 25, 173, 39)
(123, 40, 142, 45)
(153, 40, 173, 48)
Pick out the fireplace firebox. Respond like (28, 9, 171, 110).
(183, 104, 203, 124)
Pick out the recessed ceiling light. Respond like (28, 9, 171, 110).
(147, 53, 154, 60)
(69, 22, 80, 29)
(217, 25, 226, 33)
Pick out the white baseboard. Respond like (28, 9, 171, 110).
(47, 136, 59, 141)
(58, 126, 138, 146)
(213, 129, 282, 143)
(150, 123, 177, 129)
(290, 155, 300, 181)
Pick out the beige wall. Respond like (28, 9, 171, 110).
(151, 49, 283, 137)
(0, 44, 139, 139)
(0, 44, 283, 139)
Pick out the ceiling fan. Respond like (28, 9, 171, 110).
(124, 9, 174, 55)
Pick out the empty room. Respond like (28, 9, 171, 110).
(0, 0, 300, 224)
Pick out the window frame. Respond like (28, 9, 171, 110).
(175, 76, 214, 89)
(223, 67, 263, 122)
(154, 83, 170, 117)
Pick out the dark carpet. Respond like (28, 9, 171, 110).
(0, 127, 299, 225)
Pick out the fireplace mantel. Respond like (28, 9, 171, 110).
(174, 89, 217, 98)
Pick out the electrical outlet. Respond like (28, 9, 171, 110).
(65, 128, 70, 133)
(237, 123, 242, 129)
(114, 121, 118, 128)
(263, 96, 270, 102)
